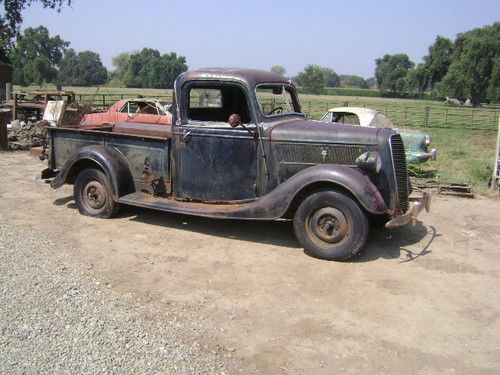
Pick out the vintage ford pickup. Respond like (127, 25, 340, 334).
(42, 68, 430, 261)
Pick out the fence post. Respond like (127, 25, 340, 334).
(470, 110, 474, 128)
(102, 94, 106, 108)
(445, 108, 449, 126)
(308, 101, 311, 114)
(385, 105, 388, 115)
(424, 106, 430, 127)
(404, 107, 407, 125)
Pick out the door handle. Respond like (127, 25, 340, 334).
(182, 131, 192, 143)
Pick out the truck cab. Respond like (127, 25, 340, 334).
(43, 68, 430, 261)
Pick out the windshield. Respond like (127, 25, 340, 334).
(255, 84, 301, 116)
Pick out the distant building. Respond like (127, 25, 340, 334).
(0, 61, 13, 101)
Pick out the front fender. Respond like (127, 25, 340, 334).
(249, 164, 387, 219)
(50, 145, 135, 200)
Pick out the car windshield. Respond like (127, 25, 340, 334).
(255, 84, 301, 116)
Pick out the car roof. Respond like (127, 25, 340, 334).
(327, 107, 382, 126)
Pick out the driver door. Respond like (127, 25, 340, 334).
(173, 85, 258, 202)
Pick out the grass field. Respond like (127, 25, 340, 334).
(15, 85, 500, 190)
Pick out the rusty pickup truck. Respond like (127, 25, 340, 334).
(41, 68, 430, 261)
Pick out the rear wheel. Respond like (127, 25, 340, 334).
(293, 190, 369, 261)
(74, 168, 119, 218)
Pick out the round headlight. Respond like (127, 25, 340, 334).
(355, 151, 382, 173)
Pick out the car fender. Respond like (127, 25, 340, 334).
(50, 145, 135, 200)
(248, 164, 387, 219)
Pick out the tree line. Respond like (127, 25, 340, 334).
(376, 22, 499, 106)
(277, 23, 498, 106)
(2, 25, 188, 89)
(1, 1, 497, 106)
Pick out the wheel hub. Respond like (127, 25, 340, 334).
(310, 207, 348, 243)
(83, 181, 106, 211)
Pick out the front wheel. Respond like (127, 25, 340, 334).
(293, 190, 369, 261)
(74, 168, 119, 218)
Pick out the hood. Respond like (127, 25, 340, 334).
(266, 119, 382, 146)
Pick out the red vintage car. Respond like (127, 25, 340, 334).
(80, 98, 172, 126)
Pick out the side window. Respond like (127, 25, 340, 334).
(332, 113, 360, 125)
(187, 85, 251, 124)
(119, 101, 143, 114)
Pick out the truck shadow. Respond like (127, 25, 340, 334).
(54, 196, 437, 262)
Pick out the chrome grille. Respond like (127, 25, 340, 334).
(390, 134, 409, 213)
(277, 143, 367, 165)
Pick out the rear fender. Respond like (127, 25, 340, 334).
(50, 145, 135, 200)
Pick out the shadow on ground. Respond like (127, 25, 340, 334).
(54, 196, 438, 262)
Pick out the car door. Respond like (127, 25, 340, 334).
(173, 85, 258, 202)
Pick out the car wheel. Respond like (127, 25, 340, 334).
(74, 168, 119, 218)
(293, 189, 369, 261)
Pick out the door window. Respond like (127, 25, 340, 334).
(187, 85, 251, 124)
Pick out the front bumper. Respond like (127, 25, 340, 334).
(407, 149, 437, 164)
(385, 192, 431, 229)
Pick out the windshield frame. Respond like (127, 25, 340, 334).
(254, 83, 303, 119)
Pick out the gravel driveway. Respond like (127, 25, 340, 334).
(0, 214, 234, 374)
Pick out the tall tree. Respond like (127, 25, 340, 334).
(270, 65, 286, 76)
(0, 0, 71, 63)
(9, 25, 68, 85)
(405, 63, 428, 93)
(375, 54, 414, 93)
(422, 36, 454, 90)
(339, 75, 368, 88)
(123, 48, 188, 88)
(294, 65, 339, 92)
(437, 22, 499, 106)
(58, 48, 107, 86)
(111, 52, 131, 81)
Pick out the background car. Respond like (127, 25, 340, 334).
(320, 107, 437, 164)
(80, 98, 172, 127)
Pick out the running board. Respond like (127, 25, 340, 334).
(118, 192, 272, 220)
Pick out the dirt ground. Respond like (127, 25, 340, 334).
(1, 151, 499, 374)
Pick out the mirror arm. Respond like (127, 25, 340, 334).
(239, 123, 258, 139)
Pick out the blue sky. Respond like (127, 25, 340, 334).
(20, 0, 500, 78)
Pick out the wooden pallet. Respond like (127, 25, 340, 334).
(413, 180, 475, 198)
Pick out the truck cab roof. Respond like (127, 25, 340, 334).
(175, 67, 291, 89)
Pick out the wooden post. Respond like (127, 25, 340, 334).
(404, 107, 408, 124)
(102, 94, 106, 108)
(0, 110, 9, 150)
(445, 108, 449, 126)
(424, 106, 430, 127)
(6, 83, 12, 100)
(12, 92, 17, 121)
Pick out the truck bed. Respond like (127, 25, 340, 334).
(48, 126, 171, 193)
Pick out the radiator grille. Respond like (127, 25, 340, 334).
(390, 134, 409, 213)
(277, 143, 367, 165)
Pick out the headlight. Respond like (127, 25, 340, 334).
(355, 151, 382, 173)
(424, 134, 432, 146)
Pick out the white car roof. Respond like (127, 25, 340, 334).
(327, 107, 381, 127)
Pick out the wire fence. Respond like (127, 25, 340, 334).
(76, 93, 499, 132)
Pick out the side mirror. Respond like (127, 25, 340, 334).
(228, 114, 241, 128)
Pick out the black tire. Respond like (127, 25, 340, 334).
(74, 168, 119, 218)
(293, 189, 369, 261)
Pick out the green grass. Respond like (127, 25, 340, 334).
(404, 126, 496, 189)
(14, 84, 499, 190)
